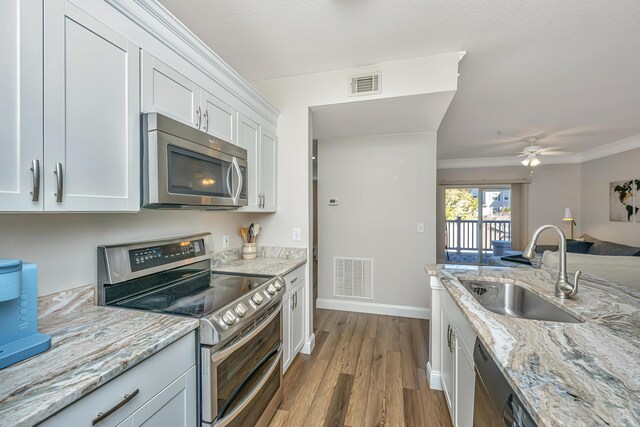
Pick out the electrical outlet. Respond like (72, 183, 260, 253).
(417, 223, 425, 233)
(222, 235, 230, 249)
(292, 227, 301, 241)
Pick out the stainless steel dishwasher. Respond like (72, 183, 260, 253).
(473, 338, 537, 427)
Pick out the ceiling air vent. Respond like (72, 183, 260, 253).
(349, 72, 381, 96)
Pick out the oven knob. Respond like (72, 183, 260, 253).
(273, 281, 283, 291)
(222, 311, 237, 325)
(234, 303, 248, 317)
(252, 293, 264, 305)
(266, 284, 276, 295)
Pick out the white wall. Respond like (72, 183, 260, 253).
(252, 53, 460, 334)
(0, 210, 258, 296)
(581, 147, 640, 245)
(436, 164, 582, 260)
(317, 133, 436, 314)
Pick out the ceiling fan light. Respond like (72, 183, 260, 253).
(521, 158, 531, 166)
(530, 157, 541, 167)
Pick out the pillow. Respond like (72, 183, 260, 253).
(579, 234, 640, 256)
(542, 251, 640, 289)
(566, 239, 593, 254)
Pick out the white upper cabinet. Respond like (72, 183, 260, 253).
(260, 126, 278, 212)
(200, 90, 237, 144)
(43, 0, 140, 211)
(238, 114, 278, 212)
(141, 52, 199, 128)
(0, 0, 43, 212)
(141, 52, 240, 145)
(238, 113, 261, 209)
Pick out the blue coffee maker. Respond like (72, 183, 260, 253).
(0, 259, 51, 369)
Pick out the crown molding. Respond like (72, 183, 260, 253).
(105, 0, 279, 124)
(578, 133, 640, 163)
(438, 133, 640, 169)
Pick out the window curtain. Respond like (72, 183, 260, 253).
(509, 183, 529, 251)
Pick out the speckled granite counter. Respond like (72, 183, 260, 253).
(426, 264, 640, 426)
(0, 285, 199, 427)
(212, 246, 307, 276)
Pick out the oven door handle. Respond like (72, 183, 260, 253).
(211, 306, 281, 364)
(215, 345, 282, 427)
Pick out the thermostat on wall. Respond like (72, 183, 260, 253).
(328, 198, 339, 206)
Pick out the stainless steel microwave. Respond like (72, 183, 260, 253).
(142, 113, 247, 209)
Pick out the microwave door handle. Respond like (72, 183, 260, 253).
(226, 163, 234, 199)
(232, 158, 242, 205)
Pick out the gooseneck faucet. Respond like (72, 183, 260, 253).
(522, 224, 581, 299)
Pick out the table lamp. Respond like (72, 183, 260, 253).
(562, 207, 576, 239)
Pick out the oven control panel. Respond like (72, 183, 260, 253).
(129, 239, 206, 272)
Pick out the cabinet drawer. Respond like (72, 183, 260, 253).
(442, 289, 475, 357)
(41, 331, 196, 427)
(283, 265, 305, 292)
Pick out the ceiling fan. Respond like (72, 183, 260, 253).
(518, 138, 569, 167)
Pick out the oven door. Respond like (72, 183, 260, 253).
(202, 307, 282, 427)
(145, 128, 246, 208)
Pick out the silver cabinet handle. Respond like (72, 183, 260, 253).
(294, 291, 298, 309)
(195, 106, 201, 128)
(203, 109, 209, 132)
(30, 159, 40, 202)
(53, 162, 63, 203)
(92, 388, 139, 425)
(290, 277, 298, 284)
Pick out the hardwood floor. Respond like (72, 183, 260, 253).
(269, 309, 452, 427)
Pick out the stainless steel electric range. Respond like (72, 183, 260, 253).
(97, 233, 284, 427)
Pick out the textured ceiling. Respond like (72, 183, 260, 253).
(159, 0, 640, 159)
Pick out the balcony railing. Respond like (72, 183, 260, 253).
(446, 217, 511, 252)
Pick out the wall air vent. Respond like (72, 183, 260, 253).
(349, 72, 381, 96)
(334, 257, 373, 299)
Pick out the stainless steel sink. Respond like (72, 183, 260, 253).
(459, 280, 582, 323)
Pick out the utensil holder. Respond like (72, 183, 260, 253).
(242, 242, 257, 260)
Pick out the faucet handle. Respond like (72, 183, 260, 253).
(569, 270, 581, 297)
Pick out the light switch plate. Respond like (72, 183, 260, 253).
(417, 223, 425, 233)
(222, 235, 230, 249)
(292, 227, 301, 241)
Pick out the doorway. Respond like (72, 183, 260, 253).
(444, 186, 512, 264)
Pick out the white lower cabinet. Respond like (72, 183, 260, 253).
(41, 332, 197, 427)
(431, 278, 476, 427)
(282, 267, 306, 372)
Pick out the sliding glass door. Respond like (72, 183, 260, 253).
(445, 186, 512, 264)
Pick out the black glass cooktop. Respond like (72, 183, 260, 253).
(114, 271, 271, 317)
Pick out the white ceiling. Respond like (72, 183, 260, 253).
(159, 0, 640, 159)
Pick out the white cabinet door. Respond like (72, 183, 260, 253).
(237, 113, 260, 209)
(455, 343, 475, 427)
(141, 52, 199, 129)
(128, 365, 196, 427)
(282, 290, 293, 372)
(0, 0, 43, 212)
(260, 126, 277, 212)
(201, 90, 237, 144)
(291, 282, 306, 355)
(440, 306, 455, 417)
(44, 0, 139, 211)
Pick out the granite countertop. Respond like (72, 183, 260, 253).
(425, 264, 640, 426)
(213, 256, 306, 277)
(0, 285, 199, 427)
(212, 246, 307, 277)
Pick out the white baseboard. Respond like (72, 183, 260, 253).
(427, 361, 442, 390)
(316, 298, 430, 319)
(301, 333, 315, 354)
